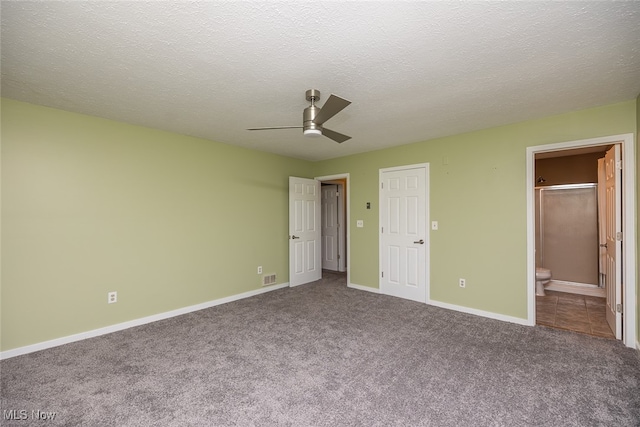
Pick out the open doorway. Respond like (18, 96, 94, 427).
(288, 174, 350, 288)
(317, 174, 350, 282)
(533, 146, 612, 338)
(534, 147, 609, 298)
(321, 180, 347, 272)
(526, 134, 636, 348)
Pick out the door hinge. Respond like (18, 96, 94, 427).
(381, 182, 384, 189)
(381, 271, 384, 278)
(616, 232, 623, 241)
(616, 160, 622, 170)
(338, 254, 341, 260)
(381, 226, 384, 234)
(616, 304, 622, 313)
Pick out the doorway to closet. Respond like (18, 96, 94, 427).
(321, 180, 347, 273)
(288, 174, 350, 288)
(318, 174, 349, 285)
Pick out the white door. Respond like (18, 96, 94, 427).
(321, 184, 339, 271)
(289, 177, 321, 287)
(380, 165, 428, 302)
(597, 158, 606, 287)
(604, 145, 622, 338)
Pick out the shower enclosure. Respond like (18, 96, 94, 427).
(535, 184, 600, 290)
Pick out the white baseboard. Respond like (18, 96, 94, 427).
(347, 285, 529, 326)
(347, 282, 380, 293)
(428, 299, 531, 326)
(0, 282, 289, 360)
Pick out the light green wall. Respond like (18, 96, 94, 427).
(1, 98, 311, 351)
(2, 97, 637, 352)
(313, 100, 637, 320)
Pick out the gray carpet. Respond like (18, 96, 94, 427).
(2, 271, 639, 426)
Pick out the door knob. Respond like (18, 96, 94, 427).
(290, 235, 300, 240)
(599, 243, 607, 248)
(414, 239, 424, 244)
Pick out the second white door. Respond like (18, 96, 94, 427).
(380, 165, 429, 302)
(321, 184, 340, 271)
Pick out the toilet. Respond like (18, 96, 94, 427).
(536, 268, 551, 296)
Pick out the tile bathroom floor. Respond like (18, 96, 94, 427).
(536, 290, 615, 339)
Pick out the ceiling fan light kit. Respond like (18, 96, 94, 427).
(303, 129, 322, 137)
(247, 89, 351, 143)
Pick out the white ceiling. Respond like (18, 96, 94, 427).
(2, 2, 639, 161)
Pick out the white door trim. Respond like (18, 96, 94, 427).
(336, 183, 346, 272)
(526, 133, 636, 348)
(315, 173, 350, 284)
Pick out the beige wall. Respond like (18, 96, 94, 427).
(535, 152, 604, 186)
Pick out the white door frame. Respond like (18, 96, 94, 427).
(526, 133, 636, 348)
(315, 173, 350, 284)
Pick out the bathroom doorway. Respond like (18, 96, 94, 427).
(526, 134, 636, 348)
(535, 153, 605, 297)
(534, 150, 610, 337)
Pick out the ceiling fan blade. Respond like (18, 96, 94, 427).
(322, 128, 351, 144)
(313, 94, 351, 125)
(247, 126, 302, 131)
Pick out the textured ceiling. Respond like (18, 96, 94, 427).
(2, 2, 639, 161)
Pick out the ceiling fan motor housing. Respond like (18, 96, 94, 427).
(303, 89, 322, 137)
(303, 104, 322, 137)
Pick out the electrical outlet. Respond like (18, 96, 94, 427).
(459, 278, 466, 288)
(257, 266, 263, 274)
(108, 291, 117, 304)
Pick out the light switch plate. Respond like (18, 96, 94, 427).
(357, 220, 364, 228)
(431, 221, 438, 230)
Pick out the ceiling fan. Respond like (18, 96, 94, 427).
(247, 89, 352, 143)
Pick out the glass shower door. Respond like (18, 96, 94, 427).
(538, 184, 599, 286)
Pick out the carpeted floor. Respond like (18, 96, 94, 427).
(2, 271, 639, 426)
